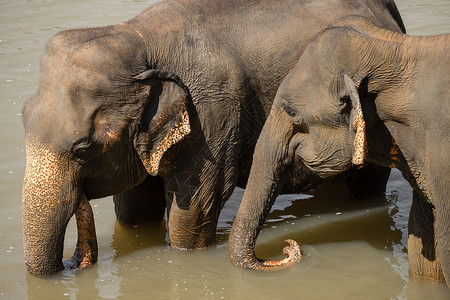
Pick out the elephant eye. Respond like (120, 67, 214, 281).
(339, 96, 352, 116)
(72, 140, 92, 157)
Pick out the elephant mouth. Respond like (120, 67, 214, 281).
(82, 178, 122, 200)
(295, 135, 352, 178)
(304, 160, 351, 178)
(82, 168, 147, 200)
(295, 148, 351, 179)
(291, 132, 352, 178)
(82, 188, 105, 201)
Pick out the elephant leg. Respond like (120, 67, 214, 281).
(344, 162, 391, 198)
(407, 190, 445, 281)
(164, 143, 239, 250)
(113, 175, 166, 225)
(165, 170, 236, 250)
(435, 192, 450, 286)
(74, 196, 98, 269)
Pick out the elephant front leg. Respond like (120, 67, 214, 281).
(73, 197, 98, 269)
(407, 191, 444, 281)
(164, 164, 237, 250)
(165, 180, 220, 250)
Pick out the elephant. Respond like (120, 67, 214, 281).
(22, 0, 406, 277)
(228, 17, 450, 285)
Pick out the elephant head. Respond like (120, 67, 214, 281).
(22, 28, 191, 276)
(229, 21, 449, 284)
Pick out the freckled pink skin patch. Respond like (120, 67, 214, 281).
(141, 111, 191, 176)
(352, 109, 367, 166)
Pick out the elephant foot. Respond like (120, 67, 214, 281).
(261, 239, 302, 269)
(408, 191, 445, 281)
(73, 197, 98, 269)
(408, 234, 444, 281)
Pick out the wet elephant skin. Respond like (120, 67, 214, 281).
(22, 0, 406, 276)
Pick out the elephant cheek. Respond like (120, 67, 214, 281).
(292, 135, 323, 173)
(294, 133, 352, 177)
(22, 140, 80, 276)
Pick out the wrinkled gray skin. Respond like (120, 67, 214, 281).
(22, 0, 406, 277)
(228, 18, 449, 285)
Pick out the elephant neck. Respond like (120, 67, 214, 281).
(361, 33, 449, 133)
(359, 33, 450, 202)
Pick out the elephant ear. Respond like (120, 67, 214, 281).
(133, 70, 191, 176)
(343, 74, 367, 166)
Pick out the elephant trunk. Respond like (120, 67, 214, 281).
(22, 140, 97, 276)
(228, 108, 301, 269)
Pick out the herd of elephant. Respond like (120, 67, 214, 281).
(21, 0, 449, 286)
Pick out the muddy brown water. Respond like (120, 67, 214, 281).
(1, 0, 449, 299)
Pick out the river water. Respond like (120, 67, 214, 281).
(0, 0, 449, 299)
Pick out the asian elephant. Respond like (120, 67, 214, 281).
(22, 0, 406, 276)
(228, 17, 449, 285)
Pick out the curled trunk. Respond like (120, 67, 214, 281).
(228, 109, 301, 269)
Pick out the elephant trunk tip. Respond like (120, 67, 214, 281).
(25, 257, 65, 277)
(261, 239, 302, 269)
(229, 239, 302, 270)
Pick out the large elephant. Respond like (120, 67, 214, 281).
(228, 17, 449, 284)
(22, 0, 406, 276)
